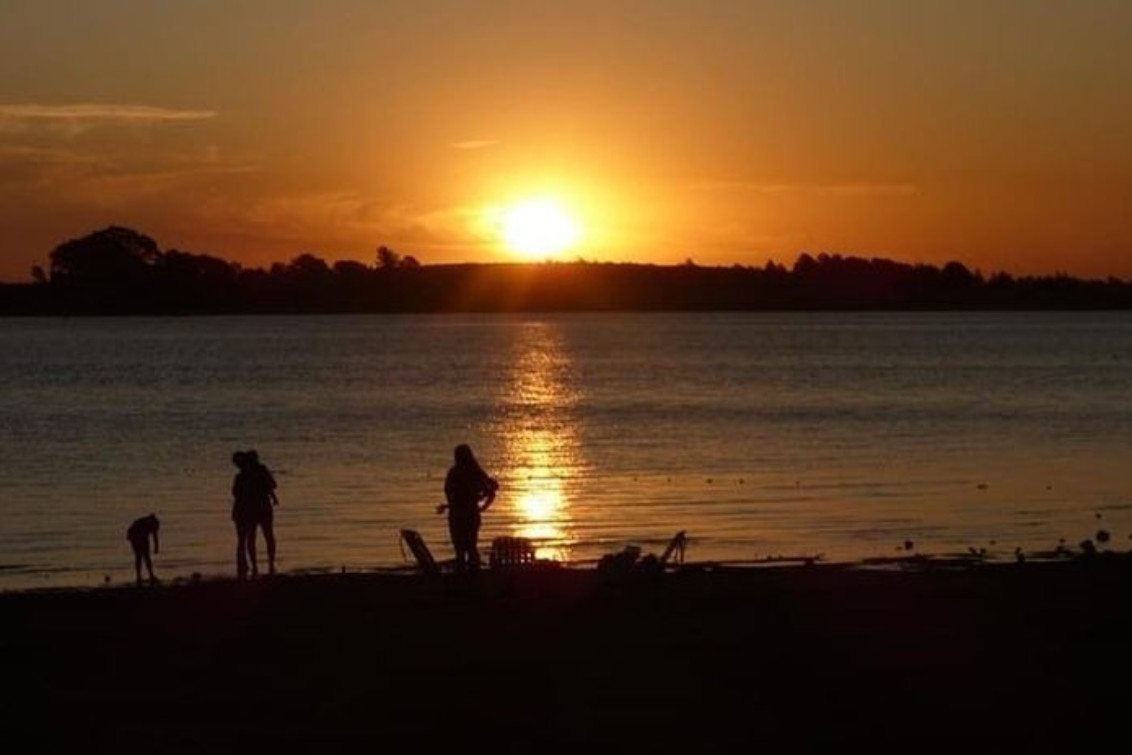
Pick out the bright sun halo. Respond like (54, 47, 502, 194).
(500, 198, 581, 259)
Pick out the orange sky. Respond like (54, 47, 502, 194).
(2, 0, 1131, 281)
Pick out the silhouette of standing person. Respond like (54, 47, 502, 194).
(436, 444, 499, 572)
(231, 449, 280, 579)
(126, 513, 160, 585)
(246, 449, 279, 576)
(231, 451, 259, 579)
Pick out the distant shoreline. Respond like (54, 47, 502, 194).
(6, 304, 1132, 317)
(5, 226, 1132, 314)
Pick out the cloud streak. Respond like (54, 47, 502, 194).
(189, 190, 489, 260)
(690, 180, 919, 197)
(0, 143, 258, 210)
(0, 103, 217, 122)
(448, 139, 497, 150)
(0, 104, 217, 136)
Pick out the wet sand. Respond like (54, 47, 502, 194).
(2, 557, 1130, 751)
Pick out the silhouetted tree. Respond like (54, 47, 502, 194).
(278, 253, 335, 311)
(287, 253, 331, 279)
(941, 261, 977, 286)
(155, 250, 241, 312)
(48, 226, 162, 312)
(50, 226, 160, 286)
(376, 246, 401, 269)
(332, 260, 370, 277)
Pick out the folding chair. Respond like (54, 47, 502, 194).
(400, 529, 440, 576)
(489, 536, 536, 570)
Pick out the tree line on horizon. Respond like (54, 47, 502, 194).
(2, 225, 1132, 315)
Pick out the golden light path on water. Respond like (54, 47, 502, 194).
(498, 322, 583, 562)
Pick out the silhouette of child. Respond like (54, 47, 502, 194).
(126, 514, 160, 585)
(436, 444, 499, 572)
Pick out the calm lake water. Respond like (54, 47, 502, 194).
(2, 312, 1131, 589)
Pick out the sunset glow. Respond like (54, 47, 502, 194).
(2, 3, 1132, 279)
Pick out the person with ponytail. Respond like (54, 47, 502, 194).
(436, 444, 499, 572)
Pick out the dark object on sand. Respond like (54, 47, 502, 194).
(489, 536, 536, 569)
(598, 531, 688, 576)
(597, 545, 641, 575)
(400, 529, 440, 576)
(1079, 539, 1097, 557)
(1096, 529, 1111, 544)
(658, 530, 687, 568)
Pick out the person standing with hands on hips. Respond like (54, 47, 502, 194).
(436, 444, 499, 572)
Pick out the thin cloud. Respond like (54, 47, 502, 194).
(71, 165, 258, 206)
(0, 103, 216, 136)
(194, 191, 485, 258)
(0, 145, 112, 188)
(448, 139, 497, 150)
(0, 144, 258, 208)
(690, 180, 919, 196)
(0, 103, 217, 122)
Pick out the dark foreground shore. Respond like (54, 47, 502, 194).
(3, 558, 1130, 752)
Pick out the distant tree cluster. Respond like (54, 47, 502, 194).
(2, 225, 1132, 315)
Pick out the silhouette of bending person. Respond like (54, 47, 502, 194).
(436, 444, 499, 572)
(232, 450, 279, 578)
(126, 514, 160, 585)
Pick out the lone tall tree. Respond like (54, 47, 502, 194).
(50, 226, 161, 287)
(376, 245, 401, 270)
(48, 226, 163, 313)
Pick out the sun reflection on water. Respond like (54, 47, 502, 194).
(511, 441, 573, 562)
(498, 322, 583, 562)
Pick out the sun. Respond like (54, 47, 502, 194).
(500, 198, 581, 259)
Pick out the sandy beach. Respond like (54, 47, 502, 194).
(2, 555, 1130, 752)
